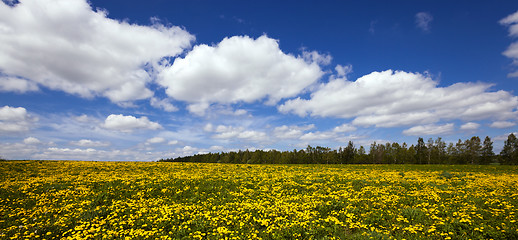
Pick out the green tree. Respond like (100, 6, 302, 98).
(426, 138, 435, 164)
(480, 136, 494, 165)
(357, 146, 367, 163)
(456, 139, 467, 164)
(466, 136, 482, 164)
(435, 137, 447, 164)
(416, 138, 427, 164)
(343, 141, 356, 164)
(500, 133, 518, 165)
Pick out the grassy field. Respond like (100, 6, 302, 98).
(0, 161, 517, 239)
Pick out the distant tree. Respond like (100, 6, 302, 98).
(369, 142, 378, 164)
(357, 146, 367, 163)
(466, 136, 482, 164)
(446, 142, 457, 164)
(160, 134, 516, 166)
(384, 142, 395, 164)
(455, 139, 467, 164)
(416, 138, 427, 164)
(427, 138, 435, 164)
(435, 137, 447, 164)
(392, 142, 402, 164)
(480, 136, 494, 165)
(343, 141, 356, 164)
(500, 133, 518, 165)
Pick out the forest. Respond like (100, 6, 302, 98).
(160, 133, 518, 165)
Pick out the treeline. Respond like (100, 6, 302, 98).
(160, 133, 518, 165)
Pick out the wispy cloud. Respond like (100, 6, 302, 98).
(500, 10, 518, 77)
(415, 12, 433, 32)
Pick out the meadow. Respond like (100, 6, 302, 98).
(0, 161, 517, 239)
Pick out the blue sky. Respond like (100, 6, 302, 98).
(1, 0, 518, 160)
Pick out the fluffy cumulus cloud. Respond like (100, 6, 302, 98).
(460, 122, 480, 131)
(415, 12, 433, 32)
(500, 10, 518, 77)
(103, 114, 162, 132)
(272, 123, 358, 144)
(300, 124, 358, 141)
(158, 35, 325, 115)
(403, 123, 454, 136)
(0, 76, 39, 93)
(273, 124, 315, 139)
(0, 105, 34, 133)
(0, 0, 194, 102)
(205, 124, 267, 142)
(279, 70, 518, 128)
(333, 123, 357, 133)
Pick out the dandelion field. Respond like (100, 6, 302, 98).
(1, 161, 517, 240)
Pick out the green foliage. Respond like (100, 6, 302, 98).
(161, 135, 514, 166)
(439, 171, 454, 179)
(500, 133, 518, 165)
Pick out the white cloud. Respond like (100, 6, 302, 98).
(70, 139, 110, 147)
(500, 10, 518, 77)
(0, 142, 40, 160)
(279, 70, 518, 127)
(176, 145, 199, 156)
(150, 97, 178, 112)
(74, 114, 92, 123)
(0, 76, 39, 93)
(203, 123, 214, 132)
(168, 140, 179, 145)
(495, 132, 518, 141)
(187, 102, 210, 116)
(158, 35, 325, 115)
(146, 137, 166, 144)
(460, 122, 480, 130)
(32, 147, 165, 161)
(490, 121, 516, 128)
(500, 10, 518, 36)
(273, 123, 359, 143)
(335, 64, 353, 78)
(211, 125, 267, 142)
(0, 105, 33, 133)
(402, 123, 454, 136)
(415, 12, 433, 32)
(333, 123, 357, 133)
(204, 106, 249, 117)
(302, 50, 332, 65)
(103, 114, 162, 132)
(209, 145, 224, 151)
(335, 134, 369, 143)
(0, 0, 194, 102)
(234, 109, 248, 116)
(273, 124, 315, 139)
(300, 131, 337, 141)
(23, 137, 41, 144)
(0, 105, 27, 121)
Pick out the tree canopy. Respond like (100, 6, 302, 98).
(160, 134, 518, 165)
